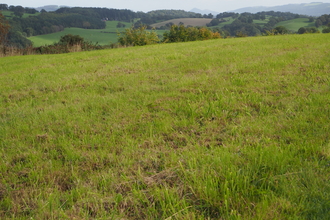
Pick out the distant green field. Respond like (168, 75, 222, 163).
(29, 21, 133, 46)
(277, 18, 316, 31)
(29, 21, 167, 46)
(0, 10, 40, 18)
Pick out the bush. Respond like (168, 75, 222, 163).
(117, 26, 160, 46)
(322, 27, 330, 33)
(162, 24, 221, 43)
(58, 34, 84, 46)
(273, 26, 289, 35)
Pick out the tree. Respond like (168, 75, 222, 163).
(207, 18, 221, 27)
(0, 4, 8, 10)
(12, 6, 25, 18)
(298, 27, 307, 34)
(298, 27, 320, 34)
(0, 13, 10, 45)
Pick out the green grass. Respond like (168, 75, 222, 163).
(29, 21, 133, 46)
(1, 34, 330, 219)
(0, 10, 40, 19)
(276, 18, 316, 31)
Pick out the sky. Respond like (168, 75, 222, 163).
(4, 1, 330, 13)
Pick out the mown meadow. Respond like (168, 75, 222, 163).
(0, 34, 330, 219)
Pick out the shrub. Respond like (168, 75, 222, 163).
(322, 27, 330, 33)
(162, 24, 221, 43)
(117, 25, 160, 46)
(58, 34, 84, 46)
(298, 27, 320, 34)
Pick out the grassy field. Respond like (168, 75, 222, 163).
(150, 18, 213, 28)
(276, 18, 316, 32)
(0, 10, 40, 19)
(1, 34, 330, 219)
(29, 21, 133, 46)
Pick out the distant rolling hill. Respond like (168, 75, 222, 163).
(35, 5, 70, 12)
(189, 8, 220, 16)
(230, 2, 330, 16)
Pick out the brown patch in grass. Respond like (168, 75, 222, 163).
(36, 133, 49, 142)
(43, 170, 76, 191)
(143, 169, 179, 187)
(162, 133, 188, 149)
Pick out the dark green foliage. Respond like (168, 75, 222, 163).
(298, 27, 307, 34)
(273, 26, 289, 35)
(216, 12, 239, 19)
(0, 4, 8, 10)
(1, 12, 33, 48)
(207, 18, 223, 27)
(298, 27, 320, 34)
(322, 27, 330, 33)
(55, 7, 137, 22)
(10, 5, 24, 18)
(315, 14, 330, 27)
(203, 13, 214, 19)
(6, 30, 32, 48)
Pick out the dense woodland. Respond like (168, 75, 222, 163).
(0, 4, 330, 49)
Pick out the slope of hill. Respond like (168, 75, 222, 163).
(231, 2, 330, 16)
(28, 21, 131, 46)
(276, 18, 316, 31)
(1, 34, 329, 219)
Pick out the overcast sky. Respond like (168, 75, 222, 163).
(4, 1, 330, 12)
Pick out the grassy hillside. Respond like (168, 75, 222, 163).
(277, 18, 316, 32)
(29, 21, 132, 46)
(0, 10, 40, 19)
(151, 18, 212, 28)
(1, 34, 330, 219)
